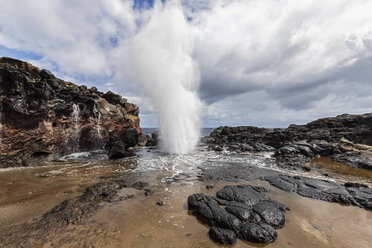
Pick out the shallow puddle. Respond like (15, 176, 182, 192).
(309, 157, 372, 186)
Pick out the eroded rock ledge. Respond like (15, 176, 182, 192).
(0, 57, 150, 167)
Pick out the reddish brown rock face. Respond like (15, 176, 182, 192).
(0, 57, 147, 167)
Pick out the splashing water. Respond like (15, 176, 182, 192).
(93, 105, 103, 147)
(127, 0, 201, 154)
(71, 103, 80, 152)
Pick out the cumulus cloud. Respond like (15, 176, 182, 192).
(1, 0, 372, 127)
(0, 0, 140, 76)
(193, 0, 372, 101)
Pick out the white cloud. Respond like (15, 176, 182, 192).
(193, 0, 372, 100)
(1, 0, 372, 127)
(0, 0, 141, 76)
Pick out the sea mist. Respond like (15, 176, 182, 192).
(128, 1, 201, 154)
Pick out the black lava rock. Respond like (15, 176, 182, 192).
(264, 175, 372, 210)
(225, 201, 252, 221)
(208, 227, 236, 245)
(252, 201, 286, 228)
(216, 185, 269, 206)
(238, 222, 277, 244)
(333, 152, 372, 170)
(188, 185, 289, 246)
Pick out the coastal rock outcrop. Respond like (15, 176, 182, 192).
(0, 57, 148, 167)
(188, 185, 289, 245)
(204, 113, 372, 170)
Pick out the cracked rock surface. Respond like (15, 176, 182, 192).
(264, 175, 372, 210)
(188, 185, 289, 245)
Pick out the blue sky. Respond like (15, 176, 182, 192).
(1, 0, 372, 128)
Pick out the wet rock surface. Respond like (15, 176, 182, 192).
(208, 226, 236, 245)
(0, 57, 149, 167)
(238, 222, 277, 244)
(332, 152, 372, 170)
(199, 161, 372, 211)
(274, 140, 342, 169)
(264, 174, 372, 210)
(198, 162, 278, 182)
(344, 182, 372, 210)
(188, 185, 289, 245)
(0, 178, 151, 247)
(204, 113, 372, 171)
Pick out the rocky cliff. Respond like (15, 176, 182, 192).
(0, 57, 148, 167)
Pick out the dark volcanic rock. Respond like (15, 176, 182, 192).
(212, 113, 372, 148)
(108, 141, 133, 159)
(0, 57, 149, 167)
(208, 227, 236, 245)
(131, 181, 149, 190)
(216, 185, 269, 206)
(144, 131, 159, 147)
(188, 185, 289, 245)
(344, 182, 372, 210)
(264, 175, 372, 210)
(252, 201, 287, 228)
(198, 162, 278, 182)
(187, 193, 242, 233)
(204, 113, 372, 170)
(107, 128, 139, 159)
(332, 152, 372, 170)
(274, 140, 343, 169)
(238, 222, 277, 244)
(226, 201, 252, 221)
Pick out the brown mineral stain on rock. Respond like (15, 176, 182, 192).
(0, 57, 149, 168)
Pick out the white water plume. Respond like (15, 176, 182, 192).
(71, 103, 80, 152)
(127, 0, 201, 154)
(93, 104, 103, 146)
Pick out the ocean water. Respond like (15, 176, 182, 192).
(142, 128, 215, 138)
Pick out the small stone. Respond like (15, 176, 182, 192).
(206, 185, 214, 190)
(144, 189, 153, 196)
(156, 201, 164, 206)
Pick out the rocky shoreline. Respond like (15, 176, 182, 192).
(204, 113, 372, 171)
